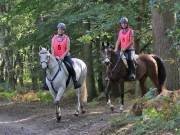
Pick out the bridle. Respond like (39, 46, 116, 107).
(102, 48, 125, 75)
(39, 51, 50, 69)
(39, 51, 61, 94)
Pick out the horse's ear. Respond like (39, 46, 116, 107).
(101, 42, 105, 50)
(46, 46, 50, 52)
(39, 46, 42, 51)
(107, 42, 110, 47)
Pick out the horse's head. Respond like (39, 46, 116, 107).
(100, 42, 115, 66)
(39, 47, 51, 69)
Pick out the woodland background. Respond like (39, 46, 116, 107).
(0, 0, 179, 100)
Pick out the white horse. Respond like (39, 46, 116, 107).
(39, 47, 87, 122)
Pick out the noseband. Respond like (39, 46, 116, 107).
(39, 52, 50, 69)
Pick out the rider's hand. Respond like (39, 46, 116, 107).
(121, 48, 126, 52)
(59, 57, 64, 61)
(55, 56, 60, 60)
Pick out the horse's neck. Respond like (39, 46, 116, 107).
(46, 55, 59, 75)
(110, 53, 126, 72)
(110, 52, 118, 66)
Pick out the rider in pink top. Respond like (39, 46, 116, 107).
(114, 17, 136, 80)
(51, 23, 81, 89)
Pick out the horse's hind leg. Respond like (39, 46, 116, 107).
(74, 88, 81, 116)
(139, 75, 147, 96)
(148, 71, 161, 94)
(119, 81, 124, 111)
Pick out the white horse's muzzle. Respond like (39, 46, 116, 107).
(41, 61, 48, 69)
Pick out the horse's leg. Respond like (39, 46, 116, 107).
(139, 76, 147, 96)
(56, 103, 61, 122)
(148, 71, 161, 94)
(55, 86, 65, 103)
(119, 81, 124, 111)
(74, 88, 81, 116)
(54, 86, 65, 122)
(46, 80, 56, 100)
(105, 80, 114, 111)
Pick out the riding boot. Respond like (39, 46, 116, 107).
(70, 68, 81, 89)
(127, 60, 136, 80)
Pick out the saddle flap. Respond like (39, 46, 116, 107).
(61, 61, 69, 75)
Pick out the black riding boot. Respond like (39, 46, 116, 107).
(68, 66, 81, 89)
(127, 60, 136, 80)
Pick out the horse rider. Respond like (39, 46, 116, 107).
(51, 22, 81, 89)
(114, 16, 136, 80)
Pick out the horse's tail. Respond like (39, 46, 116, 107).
(80, 77, 88, 103)
(152, 55, 167, 90)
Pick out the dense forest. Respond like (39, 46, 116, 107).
(0, 0, 179, 99)
(0, 1, 179, 135)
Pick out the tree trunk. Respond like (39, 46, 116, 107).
(28, 46, 38, 90)
(152, 1, 180, 90)
(4, 49, 16, 89)
(135, 0, 147, 53)
(15, 51, 24, 86)
(82, 20, 97, 100)
(95, 38, 104, 93)
(0, 55, 5, 82)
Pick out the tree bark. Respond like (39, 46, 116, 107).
(135, 0, 147, 53)
(0, 55, 5, 82)
(28, 46, 38, 90)
(82, 20, 97, 100)
(4, 49, 16, 89)
(152, 1, 180, 90)
(15, 51, 24, 86)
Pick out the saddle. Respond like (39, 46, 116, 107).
(122, 54, 138, 69)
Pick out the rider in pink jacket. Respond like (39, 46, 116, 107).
(114, 17, 136, 80)
(51, 23, 81, 89)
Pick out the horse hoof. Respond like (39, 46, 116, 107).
(54, 100, 60, 105)
(56, 116, 61, 123)
(81, 110, 86, 114)
(110, 106, 114, 112)
(74, 111, 79, 117)
(119, 105, 124, 112)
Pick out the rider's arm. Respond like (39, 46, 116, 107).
(114, 31, 121, 52)
(60, 37, 70, 59)
(51, 36, 54, 55)
(114, 39, 120, 52)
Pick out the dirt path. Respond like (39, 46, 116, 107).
(0, 101, 131, 135)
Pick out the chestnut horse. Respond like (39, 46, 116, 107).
(101, 44, 166, 111)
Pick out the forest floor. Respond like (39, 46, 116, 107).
(0, 98, 133, 135)
(0, 89, 179, 135)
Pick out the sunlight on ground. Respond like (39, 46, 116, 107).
(0, 115, 38, 124)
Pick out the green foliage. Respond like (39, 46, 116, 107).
(37, 91, 53, 103)
(144, 88, 158, 100)
(143, 107, 159, 119)
(87, 99, 99, 108)
(0, 91, 17, 100)
(132, 103, 180, 134)
(78, 34, 93, 44)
